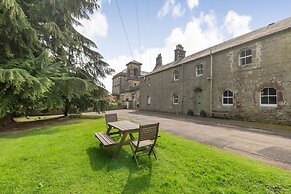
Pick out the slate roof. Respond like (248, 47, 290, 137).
(126, 60, 142, 66)
(112, 69, 149, 79)
(145, 17, 291, 76)
(112, 69, 127, 78)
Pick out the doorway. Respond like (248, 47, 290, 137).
(193, 88, 203, 116)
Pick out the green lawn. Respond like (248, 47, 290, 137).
(0, 118, 290, 193)
(14, 115, 63, 122)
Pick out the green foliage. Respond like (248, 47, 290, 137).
(0, 68, 53, 118)
(187, 109, 194, 116)
(0, 0, 114, 121)
(0, 0, 39, 62)
(0, 118, 290, 193)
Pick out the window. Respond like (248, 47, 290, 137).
(240, 49, 252, 66)
(222, 90, 233, 105)
(173, 94, 179, 104)
(147, 96, 151, 105)
(261, 88, 277, 106)
(147, 77, 151, 86)
(196, 64, 203, 76)
(173, 70, 179, 81)
(133, 68, 138, 76)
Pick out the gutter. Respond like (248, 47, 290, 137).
(209, 49, 213, 115)
(181, 62, 184, 114)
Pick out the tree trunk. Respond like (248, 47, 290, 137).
(64, 99, 70, 117)
(0, 114, 16, 129)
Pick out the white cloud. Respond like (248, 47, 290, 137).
(75, 9, 108, 39)
(102, 11, 252, 92)
(157, 0, 185, 19)
(187, 0, 199, 10)
(172, 3, 186, 18)
(224, 10, 252, 37)
(157, 0, 175, 18)
(102, 55, 132, 91)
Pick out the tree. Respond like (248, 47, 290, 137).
(0, 0, 114, 127)
(0, 0, 53, 126)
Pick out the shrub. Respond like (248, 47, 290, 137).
(187, 109, 194, 116)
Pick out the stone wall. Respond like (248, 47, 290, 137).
(120, 90, 140, 109)
(140, 28, 291, 124)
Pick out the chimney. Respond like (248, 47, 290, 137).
(174, 44, 186, 61)
(154, 53, 162, 70)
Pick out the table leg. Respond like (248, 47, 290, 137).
(112, 132, 128, 159)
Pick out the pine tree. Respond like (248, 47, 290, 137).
(0, 0, 114, 127)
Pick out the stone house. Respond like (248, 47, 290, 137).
(112, 60, 147, 108)
(140, 17, 291, 124)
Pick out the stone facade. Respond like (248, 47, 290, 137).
(112, 60, 147, 109)
(140, 17, 291, 124)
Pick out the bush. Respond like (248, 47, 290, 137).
(187, 109, 194, 116)
(200, 110, 207, 117)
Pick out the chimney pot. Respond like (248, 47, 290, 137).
(154, 53, 162, 70)
(174, 44, 186, 61)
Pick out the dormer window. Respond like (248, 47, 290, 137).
(240, 49, 252, 66)
(196, 64, 203, 76)
(173, 70, 179, 81)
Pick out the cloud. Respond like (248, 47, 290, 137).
(224, 10, 252, 37)
(187, 0, 199, 10)
(157, 0, 175, 17)
(157, 0, 185, 18)
(74, 7, 109, 39)
(172, 3, 186, 18)
(101, 55, 132, 91)
(102, 11, 252, 92)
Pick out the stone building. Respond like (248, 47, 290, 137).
(112, 60, 147, 108)
(140, 17, 291, 124)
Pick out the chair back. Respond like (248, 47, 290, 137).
(105, 113, 118, 126)
(138, 123, 159, 142)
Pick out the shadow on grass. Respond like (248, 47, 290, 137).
(0, 114, 102, 136)
(0, 120, 79, 139)
(121, 159, 153, 194)
(87, 146, 153, 193)
(87, 146, 134, 170)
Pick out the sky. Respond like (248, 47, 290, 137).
(75, 0, 291, 93)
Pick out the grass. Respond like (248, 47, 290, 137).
(0, 118, 290, 193)
(14, 115, 63, 122)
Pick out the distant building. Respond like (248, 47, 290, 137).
(140, 17, 291, 124)
(112, 60, 148, 109)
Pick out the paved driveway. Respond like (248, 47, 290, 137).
(103, 109, 291, 170)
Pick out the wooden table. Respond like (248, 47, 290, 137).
(107, 120, 139, 158)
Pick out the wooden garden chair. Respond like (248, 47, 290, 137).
(129, 123, 159, 166)
(105, 113, 119, 135)
(94, 113, 119, 149)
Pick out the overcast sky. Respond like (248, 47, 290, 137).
(75, 0, 291, 93)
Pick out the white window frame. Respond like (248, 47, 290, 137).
(240, 49, 252, 66)
(147, 77, 151, 86)
(222, 90, 234, 106)
(147, 96, 151, 105)
(260, 88, 277, 107)
(196, 64, 203, 76)
(172, 94, 179, 104)
(173, 70, 179, 81)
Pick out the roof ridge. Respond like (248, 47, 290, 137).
(145, 16, 291, 76)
